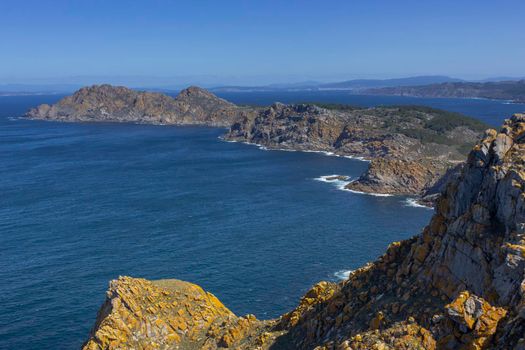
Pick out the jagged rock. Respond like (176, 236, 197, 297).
(344, 158, 447, 195)
(82, 277, 274, 350)
(226, 104, 485, 197)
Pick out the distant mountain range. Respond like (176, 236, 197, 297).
(210, 76, 525, 103)
(364, 80, 525, 103)
(210, 75, 466, 92)
(2, 76, 525, 102)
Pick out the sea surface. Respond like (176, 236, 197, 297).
(1, 93, 524, 349)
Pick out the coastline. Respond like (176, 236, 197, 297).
(219, 136, 371, 162)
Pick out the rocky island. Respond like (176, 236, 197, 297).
(25, 84, 253, 127)
(83, 113, 525, 349)
(25, 85, 488, 201)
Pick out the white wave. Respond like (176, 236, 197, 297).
(343, 187, 393, 197)
(303, 149, 334, 156)
(222, 139, 370, 161)
(314, 175, 352, 191)
(334, 269, 354, 280)
(342, 155, 370, 162)
(315, 175, 396, 196)
(404, 198, 433, 209)
(7, 116, 19, 121)
(314, 174, 349, 182)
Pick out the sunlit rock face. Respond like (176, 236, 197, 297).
(84, 113, 525, 350)
(26, 84, 251, 127)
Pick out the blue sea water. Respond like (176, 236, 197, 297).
(1, 93, 524, 349)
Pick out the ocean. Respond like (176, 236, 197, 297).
(1, 92, 524, 349)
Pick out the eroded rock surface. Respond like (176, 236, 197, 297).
(225, 103, 485, 197)
(83, 277, 279, 350)
(85, 113, 525, 349)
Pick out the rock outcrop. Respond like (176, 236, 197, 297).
(226, 103, 485, 197)
(84, 113, 525, 349)
(83, 277, 279, 350)
(25, 84, 250, 127)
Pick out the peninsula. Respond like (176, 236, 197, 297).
(26, 84, 488, 201)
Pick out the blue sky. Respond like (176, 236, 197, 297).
(1, 0, 524, 85)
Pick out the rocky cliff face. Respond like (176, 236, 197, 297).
(25, 84, 250, 127)
(226, 103, 485, 197)
(84, 113, 525, 349)
(82, 277, 277, 350)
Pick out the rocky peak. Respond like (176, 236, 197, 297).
(175, 85, 234, 107)
(415, 113, 525, 305)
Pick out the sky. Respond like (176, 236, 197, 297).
(1, 0, 524, 86)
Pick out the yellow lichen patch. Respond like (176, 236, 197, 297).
(443, 291, 507, 349)
(82, 276, 265, 350)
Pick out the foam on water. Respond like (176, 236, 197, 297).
(404, 198, 434, 209)
(333, 269, 354, 280)
(314, 174, 352, 191)
(222, 138, 370, 162)
(343, 186, 394, 197)
(314, 175, 397, 197)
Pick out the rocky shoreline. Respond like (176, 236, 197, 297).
(224, 103, 485, 202)
(83, 113, 525, 349)
(26, 85, 488, 201)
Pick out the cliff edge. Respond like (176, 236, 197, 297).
(84, 113, 525, 349)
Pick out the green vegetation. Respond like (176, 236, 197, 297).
(393, 105, 488, 132)
(380, 106, 488, 154)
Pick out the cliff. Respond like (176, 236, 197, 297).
(84, 113, 525, 349)
(364, 80, 525, 103)
(25, 84, 250, 127)
(225, 103, 486, 197)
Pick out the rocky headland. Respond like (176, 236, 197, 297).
(26, 85, 488, 200)
(225, 103, 486, 199)
(84, 113, 525, 349)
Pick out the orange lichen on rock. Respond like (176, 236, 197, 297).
(84, 113, 525, 349)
